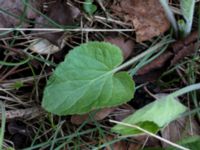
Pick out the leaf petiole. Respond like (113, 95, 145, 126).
(112, 38, 174, 73)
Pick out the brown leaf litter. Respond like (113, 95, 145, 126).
(104, 36, 135, 59)
(0, 0, 41, 29)
(71, 107, 116, 125)
(112, 0, 170, 42)
(104, 134, 160, 150)
(0, 107, 43, 121)
(161, 116, 200, 148)
(34, 0, 80, 46)
(134, 31, 199, 83)
(7, 120, 33, 149)
(105, 136, 128, 150)
(71, 104, 134, 125)
(0, 0, 80, 47)
(112, 104, 134, 121)
(104, 135, 141, 150)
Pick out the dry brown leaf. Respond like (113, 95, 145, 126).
(0, 107, 42, 120)
(105, 136, 128, 150)
(104, 135, 159, 150)
(136, 135, 160, 148)
(103, 136, 140, 150)
(161, 116, 200, 148)
(29, 38, 60, 54)
(134, 70, 165, 83)
(71, 107, 116, 125)
(134, 31, 199, 83)
(7, 120, 32, 149)
(137, 51, 173, 76)
(170, 31, 198, 65)
(127, 143, 141, 150)
(113, 0, 170, 42)
(104, 37, 134, 59)
(0, 0, 41, 29)
(35, 0, 80, 45)
(113, 104, 134, 121)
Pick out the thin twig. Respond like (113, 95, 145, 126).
(0, 28, 134, 32)
(0, 107, 43, 120)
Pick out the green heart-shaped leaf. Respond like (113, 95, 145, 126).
(42, 42, 135, 115)
(83, 0, 97, 15)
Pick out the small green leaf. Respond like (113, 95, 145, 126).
(13, 81, 24, 90)
(83, 0, 97, 15)
(112, 96, 187, 135)
(178, 19, 187, 38)
(42, 42, 135, 115)
(180, 0, 195, 36)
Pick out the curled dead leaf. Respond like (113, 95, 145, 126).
(29, 38, 60, 54)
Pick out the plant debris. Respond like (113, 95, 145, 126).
(112, 0, 170, 42)
(7, 120, 32, 149)
(170, 31, 198, 65)
(161, 116, 200, 148)
(104, 36, 134, 59)
(0, 0, 199, 149)
(29, 38, 60, 54)
(71, 107, 116, 125)
(34, 0, 80, 46)
(135, 31, 199, 83)
(0, 107, 42, 120)
(0, 0, 41, 29)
